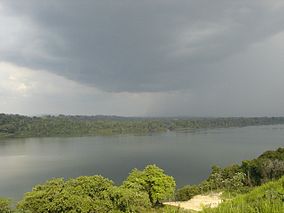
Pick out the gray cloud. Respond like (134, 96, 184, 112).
(1, 0, 284, 116)
(1, 0, 284, 92)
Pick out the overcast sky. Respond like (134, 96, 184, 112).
(0, 0, 284, 117)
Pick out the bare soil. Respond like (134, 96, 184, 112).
(164, 192, 223, 211)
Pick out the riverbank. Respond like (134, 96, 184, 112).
(1, 113, 284, 138)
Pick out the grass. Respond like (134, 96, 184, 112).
(202, 176, 284, 213)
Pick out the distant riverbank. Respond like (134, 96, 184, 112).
(1, 113, 284, 138)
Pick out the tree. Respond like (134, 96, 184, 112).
(17, 175, 151, 213)
(17, 176, 115, 213)
(109, 186, 151, 212)
(123, 164, 176, 205)
(0, 198, 12, 213)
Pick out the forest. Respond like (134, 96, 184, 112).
(0, 147, 283, 212)
(1, 113, 284, 138)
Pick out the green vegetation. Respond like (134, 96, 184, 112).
(15, 164, 175, 213)
(17, 176, 150, 213)
(0, 114, 166, 138)
(202, 176, 284, 213)
(122, 165, 176, 205)
(1, 113, 284, 138)
(0, 198, 12, 213)
(175, 148, 284, 212)
(242, 148, 284, 186)
(176, 148, 284, 201)
(175, 171, 247, 201)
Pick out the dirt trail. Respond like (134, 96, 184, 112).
(164, 192, 222, 211)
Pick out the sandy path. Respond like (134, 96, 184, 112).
(164, 192, 222, 211)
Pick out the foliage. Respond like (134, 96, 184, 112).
(202, 176, 284, 213)
(123, 164, 176, 205)
(0, 198, 12, 213)
(15, 165, 176, 212)
(175, 170, 247, 202)
(16, 165, 175, 212)
(1, 113, 284, 138)
(176, 148, 284, 201)
(206, 148, 284, 190)
(109, 186, 151, 212)
(207, 166, 246, 192)
(175, 184, 200, 201)
(0, 114, 166, 138)
(259, 148, 284, 160)
(17, 175, 151, 213)
(17, 176, 112, 213)
(241, 147, 284, 186)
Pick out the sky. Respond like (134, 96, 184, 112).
(0, 0, 284, 117)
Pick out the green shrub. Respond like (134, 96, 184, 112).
(109, 186, 151, 212)
(17, 175, 152, 213)
(17, 176, 115, 213)
(175, 185, 200, 201)
(241, 148, 284, 186)
(0, 198, 12, 213)
(123, 164, 176, 205)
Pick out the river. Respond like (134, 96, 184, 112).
(0, 124, 284, 200)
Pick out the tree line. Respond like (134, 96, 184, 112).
(1, 113, 284, 138)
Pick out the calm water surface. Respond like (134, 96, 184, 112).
(1, 125, 284, 200)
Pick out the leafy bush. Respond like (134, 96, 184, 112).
(123, 164, 176, 205)
(175, 147, 284, 202)
(17, 176, 114, 213)
(175, 185, 200, 201)
(109, 186, 151, 212)
(17, 175, 151, 213)
(175, 167, 247, 201)
(0, 198, 12, 213)
(241, 148, 284, 186)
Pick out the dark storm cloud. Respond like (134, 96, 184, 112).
(1, 0, 284, 92)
